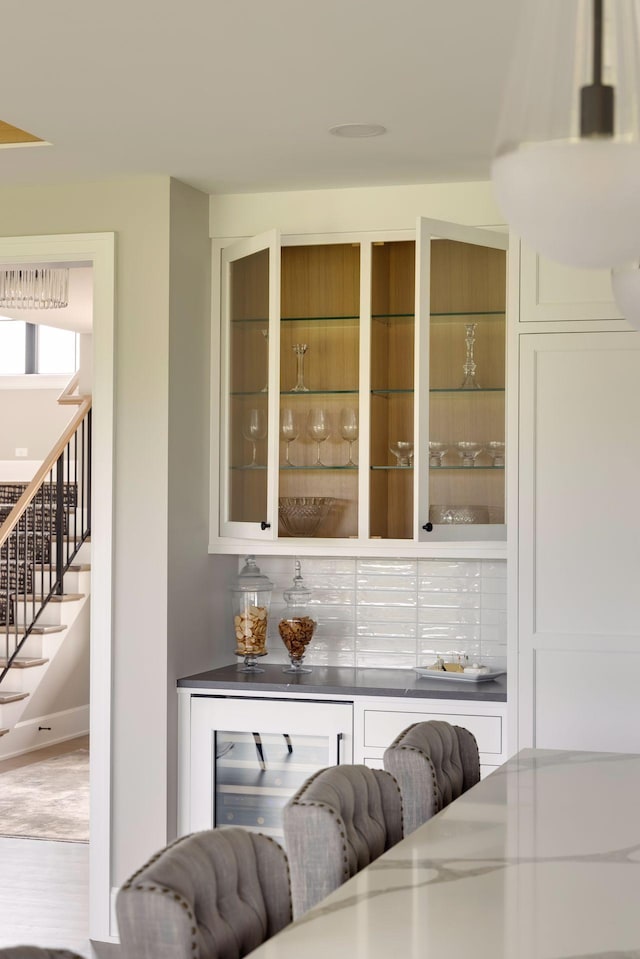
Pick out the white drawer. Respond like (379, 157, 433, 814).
(363, 709, 503, 755)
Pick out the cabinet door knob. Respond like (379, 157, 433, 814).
(422, 522, 433, 532)
(260, 521, 271, 531)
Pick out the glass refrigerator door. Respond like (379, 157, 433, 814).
(189, 697, 353, 845)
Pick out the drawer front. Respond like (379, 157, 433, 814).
(364, 755, 499, 780)
(363, 709, 502, 755)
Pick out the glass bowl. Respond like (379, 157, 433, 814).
(278, 496, 335, 537)
(429, 504, 490, 525)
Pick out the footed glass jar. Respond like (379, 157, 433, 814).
(278, 560, 316, 674)
(230, 556, 273, 673)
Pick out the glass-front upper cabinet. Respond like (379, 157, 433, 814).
(417, 218, 508, 542)
(277, 242, 360, 541)
(219, 230, 280, 540)
(215, 220, 507, 552)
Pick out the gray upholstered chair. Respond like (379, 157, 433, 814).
(115, 827, 292, 959)
(0, 951, 83, 958)
(282, 764, 404, 917)
(383, 720, 481, 835)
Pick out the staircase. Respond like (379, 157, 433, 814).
(0, 393, 92, 749)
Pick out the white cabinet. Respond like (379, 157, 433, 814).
(519, 241, 623, 324)
(518, 331, 640, 751)
(210, 219, 508, 557)
(353, 698, 506, 778)
(178, 686, 508, 842)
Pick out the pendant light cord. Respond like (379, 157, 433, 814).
(581, 0, 614, 136)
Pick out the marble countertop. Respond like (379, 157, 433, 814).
(247, 748, 640, 959)
(177, 664, 507, 703)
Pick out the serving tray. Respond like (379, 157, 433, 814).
(414, 667, 506, 684)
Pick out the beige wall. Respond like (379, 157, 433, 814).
(0, 387, 75, 460)
(210, 180, 503, 238)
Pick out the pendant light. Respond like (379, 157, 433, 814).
(491, 0, 640, 269)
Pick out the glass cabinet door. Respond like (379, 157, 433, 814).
(219, 231, 279, 539)
(277, 243, 360, 540)
(417, 218, 508, 541)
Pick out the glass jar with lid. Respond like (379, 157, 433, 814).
(278, 560, 316, 673)
(230, 555, 273, 673)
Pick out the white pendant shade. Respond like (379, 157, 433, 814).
(491, 0, 640, 270)
(611, 262, 640, 330)
(492, 139, 640, 269)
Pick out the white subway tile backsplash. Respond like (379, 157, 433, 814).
(254, 555, 507, 671)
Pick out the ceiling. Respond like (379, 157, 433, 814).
(0, 0, 522, 196)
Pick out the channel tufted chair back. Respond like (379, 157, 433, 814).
(0, 950, 83, 958)
(115, 827, 292, 959)
(383, 720, 481, 835)
(282, 764, 404, 917)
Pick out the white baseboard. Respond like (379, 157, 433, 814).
(0, 703, 89, 759)
(110, 886, 120, 941)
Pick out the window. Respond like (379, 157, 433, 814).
(0, 320, 78, 375)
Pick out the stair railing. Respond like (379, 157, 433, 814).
(0, 395, 92, 683)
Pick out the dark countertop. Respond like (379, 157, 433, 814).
(177, 664, 507, 703)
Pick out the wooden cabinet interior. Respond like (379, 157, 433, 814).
(370, 240, 416, 539)
(278, 244, 361, 539)
(428, 240, 506, 525)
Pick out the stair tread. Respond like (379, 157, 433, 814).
(29, 624, 66, 634)
(23, 592, 85, 603)
(0, 728, 9, 737)
(0, 657, 48, 668)
(68, 563, 91, 572)
(0, 691, 29, 704)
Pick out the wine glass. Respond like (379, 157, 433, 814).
(455, 440, 483, 468)
(428, 441, 449, 467)
(389, 440, 414, 467)
(307, 409, 330, 466)
(487, 440, 505, 467)
(280, 409, 299, 466)
(242, 408, 267, 467)
(340, 408, 358, 466)
(291, 344, 310, 392)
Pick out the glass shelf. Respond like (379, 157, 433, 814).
(281, 314, 359, 323)
(371, 388, 414, 396)
(430, 387, 505, 394)
(280, 389, 359, 396)
(429, 465, 505, 471)
(231, 465, 268, 472)
(370, 465, 414, 471)
(278, 465, 358, 471)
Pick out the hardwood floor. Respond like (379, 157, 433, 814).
(0, 835, 91, 955)
(0, 736, 119, 957)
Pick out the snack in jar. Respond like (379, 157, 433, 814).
(278, 560, 316, 674)
(229, 555, 273, 673)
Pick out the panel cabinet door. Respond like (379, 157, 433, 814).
(218, 229, 280, 541)
(519, 332, 640, 751)
(519, 241, 622, 323)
